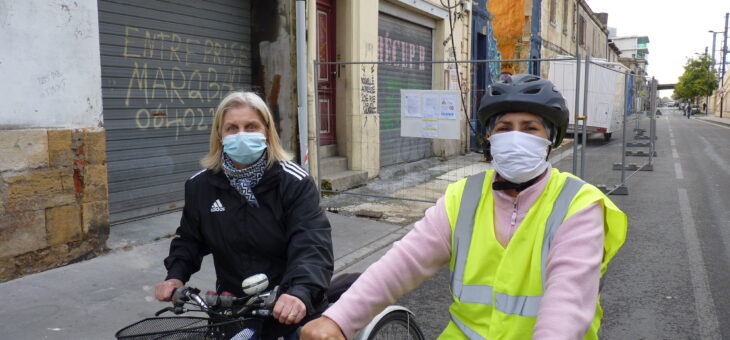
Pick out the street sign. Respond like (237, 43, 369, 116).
(719, 88, 726, 98)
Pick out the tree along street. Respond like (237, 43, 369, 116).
(386, 109, 730, 338)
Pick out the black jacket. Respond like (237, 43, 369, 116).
(164, 160, 333, 335)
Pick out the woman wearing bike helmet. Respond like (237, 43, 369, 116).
(302, 74, 627, 340)
(154, 91, 334, 340)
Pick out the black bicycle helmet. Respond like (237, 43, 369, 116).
(477, 74, 569, 147)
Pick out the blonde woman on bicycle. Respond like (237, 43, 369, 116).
(155, 91, 333, 340)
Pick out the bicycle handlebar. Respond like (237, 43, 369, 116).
(161, 285, 280, 318)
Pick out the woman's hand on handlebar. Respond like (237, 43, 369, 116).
(154, 279, 183, 302)
(273, 293, 306, 325)
(300, 316, 345, 340)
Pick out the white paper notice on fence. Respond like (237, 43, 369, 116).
(403, 93, 422, 117)
(400, 90, 462, 140)
(422, 94, 439, 119)
(440, 96, 458, 119)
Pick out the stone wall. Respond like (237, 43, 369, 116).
(0, 128, 109, 282)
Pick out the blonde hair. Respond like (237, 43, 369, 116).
(201, 91, 292, 172)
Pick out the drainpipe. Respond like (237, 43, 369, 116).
(296, 0, 309, 169)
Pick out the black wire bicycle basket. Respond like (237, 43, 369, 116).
(115, 316, 261, 340)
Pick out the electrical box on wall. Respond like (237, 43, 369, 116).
(462, 1, 472, 12)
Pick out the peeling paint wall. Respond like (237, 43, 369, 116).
(489, 0, 529, 75)
(0, 0, 108, 281)
(0, 0, 102, 128)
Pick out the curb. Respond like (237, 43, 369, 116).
(697, 116, 730, 128)
(334, 225, 412, 273)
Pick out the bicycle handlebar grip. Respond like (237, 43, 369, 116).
(172, 286, 188, 306)
(251, 309, 272, 317)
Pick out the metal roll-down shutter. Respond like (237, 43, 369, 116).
(378, 12, 433, 167)
(99, 0, 252, 222)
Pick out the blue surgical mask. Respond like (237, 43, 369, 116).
(222, 132, 267, 165)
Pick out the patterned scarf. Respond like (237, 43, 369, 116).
(221, 152, 267, 208)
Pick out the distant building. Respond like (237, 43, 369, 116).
(608, 26, 617, 38)
(613, 36, 650, 76)
(536, 0, 612, 77)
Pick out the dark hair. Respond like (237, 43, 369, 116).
(486, 114, 556, 141)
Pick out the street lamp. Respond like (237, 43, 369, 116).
(709, 28, 726, 116)
(709, 30, 722, 73)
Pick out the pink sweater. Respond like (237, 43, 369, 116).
(323, 168, 605, 339)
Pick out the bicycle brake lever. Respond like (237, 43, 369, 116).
(155, 307, 173, 317)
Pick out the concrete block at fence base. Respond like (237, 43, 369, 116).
(613, 163, 642, 171)
(609, 185, 629, 195)
(596, 184, 628, 195)
(321, 170, 368, 192)
(634, 135, 657, 140)
(625, 150, 657, 157)
(626, 142, 650, 147)
(640, 163, 654, 171)
(634, 128, 646, 134)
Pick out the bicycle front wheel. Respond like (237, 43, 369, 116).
(366, 310, 425, 340)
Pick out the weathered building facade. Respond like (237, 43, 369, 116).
(1, 0, 299, 281)
(1, 0, 474, 280)
(309, 0, 472, 190)
(0, 0, 109, 281)
(538, 0, 611, 77)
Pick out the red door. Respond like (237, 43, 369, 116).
(317, 0, 336, 146)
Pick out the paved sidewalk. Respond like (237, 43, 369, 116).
(696, 114, 730, 127)
(0, 211, 408, 339)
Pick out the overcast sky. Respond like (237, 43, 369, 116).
(586, 0, 729, 96)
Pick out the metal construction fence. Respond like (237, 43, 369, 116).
(313, 57, 659, 206)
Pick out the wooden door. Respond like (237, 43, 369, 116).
(317, 0, 336, 145)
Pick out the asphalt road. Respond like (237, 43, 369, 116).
(391, 109, 730, 339)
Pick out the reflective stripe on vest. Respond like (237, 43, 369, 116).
(450, 174, 585, 320)
(451, 314, 490, 340)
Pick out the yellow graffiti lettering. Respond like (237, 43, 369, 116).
(196, 108, 210, 131)
(170, 34, 182, 63)
(203, 39, 215, 64)
(187, 69, 204, 104)
(229, 42, 239, 65)
(214, 42, 223, 65)
(125, 62, 149, 107)
(183, 108, 195, 130)
(152, 104, 166, 128)
(155, 32, 170, 60)
(166, 108, 183, 139)
(135, 108, 151, 128)
(206, 67, 220, 102)
(123, 26, 141, 58)
(144, 31, 155, 58)
(170, 67, 186, 104)
(184, 38, 200, 66)
(151, 67, 169, 101)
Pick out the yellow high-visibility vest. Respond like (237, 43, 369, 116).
(439, 169, 627, 339)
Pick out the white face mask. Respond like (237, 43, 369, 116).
(488, 131, 551, 184)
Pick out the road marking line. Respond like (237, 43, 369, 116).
(677, 188, 721, 339)
(670, 139, 676, 146)
(672, 148, 679, 159)
(675, 162, 683, 179)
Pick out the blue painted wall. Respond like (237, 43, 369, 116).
(470, 0, 501, 150)
(528, 0, 542, 75)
